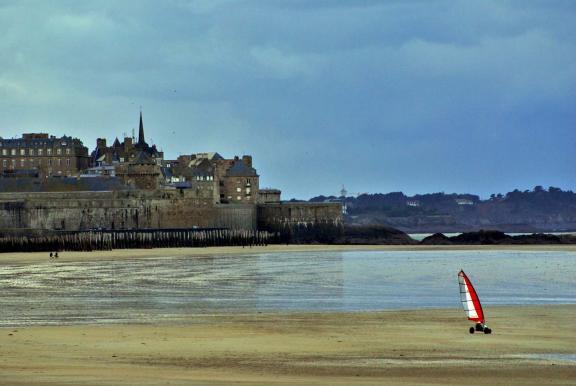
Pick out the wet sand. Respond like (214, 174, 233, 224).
(1, 243, 576, 264)
(1, 246, 575, 384)
(1, 305, 575, 385)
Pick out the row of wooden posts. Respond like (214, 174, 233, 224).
(0, 228, 278, 252)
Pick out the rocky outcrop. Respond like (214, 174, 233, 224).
(420, 230, 574, 245)
(335, 225, 416, 245)
(420, 233, 452, 245)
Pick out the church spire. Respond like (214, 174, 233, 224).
(138, 110, 145, 146)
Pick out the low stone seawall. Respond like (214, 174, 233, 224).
(257, 202, 344, 243)
(257, 202, 343, 227)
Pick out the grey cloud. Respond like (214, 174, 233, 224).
(0, 0, 574, 198)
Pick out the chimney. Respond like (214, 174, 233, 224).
(242, 155, 252, 167)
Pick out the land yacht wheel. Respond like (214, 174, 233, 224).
(484, 328, 492, 334)
(469, 327, 475, 334)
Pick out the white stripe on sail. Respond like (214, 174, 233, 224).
(459, 274, 478, 319)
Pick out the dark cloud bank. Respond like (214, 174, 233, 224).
(1, 0, 574, 198)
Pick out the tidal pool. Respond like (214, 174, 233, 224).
(0, 250, 574, 326)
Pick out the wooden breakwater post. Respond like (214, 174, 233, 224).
(0, 228, 278, 253)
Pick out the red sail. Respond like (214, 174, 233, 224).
(458, 270, 485, 323)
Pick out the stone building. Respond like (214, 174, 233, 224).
(219, 157, 258, 204)
(258, 188, 282, 203)
(0, 133, 90, 178)
(167, 153, 259, 204)
(89, 112, 164, 189)
(115, 151, 162, 190)
(91, 112, 163, 167)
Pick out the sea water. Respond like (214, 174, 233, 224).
(0, 250, 574, 326)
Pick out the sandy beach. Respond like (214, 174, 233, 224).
(1, 243, 576, 264)
(0, 305, 574, 385)
(1, 245, 575, 384)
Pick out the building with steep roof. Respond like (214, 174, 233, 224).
(166, 153, 259, 204)
(88, 112, 164, 188)
(91, 112, 164, 167)
(0, 133, 90, 178)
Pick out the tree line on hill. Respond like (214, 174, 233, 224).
(303, 186, 576, 232)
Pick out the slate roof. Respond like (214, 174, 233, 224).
(226, 160, 258, 177)
(130, 151, 155, 165)
(160, 167, 173, 178)
(0, 135, 82, 148)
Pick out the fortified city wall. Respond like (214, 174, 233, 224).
(257, 202, 344, 243)
(0, 189, 256, 233)
(0, 190, 341, 235)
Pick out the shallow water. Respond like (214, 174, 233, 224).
(518, 354, 576, 363)
(0, 250, 574, 326)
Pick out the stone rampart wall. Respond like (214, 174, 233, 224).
(257, 202, 342, 228)
(0, 189, 256, 232)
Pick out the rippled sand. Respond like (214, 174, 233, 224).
(1, 306, 575, 385)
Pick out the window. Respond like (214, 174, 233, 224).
(20, 149, 25, 155)
(237, 196, 241, 201)
(48, 159, 52, 166)
(57, 149, 61, 155)
(66, 159, 71, 166)
(38, 149, 43, 156)
(29, 149, 34, 156)
(66, 148, 70, 155)
(2, 160, 6, 167)
(2, 149, 6, 156)
(246, 188, 251, 195)
(236, 187, 241, 192)
(58, 159, 62, 166)
(11, 149, 16, 155)
(47, 149, 52, 155)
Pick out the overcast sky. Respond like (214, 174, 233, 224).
(1, 0, 574, 198)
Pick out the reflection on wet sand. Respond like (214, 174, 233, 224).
(0, 250, 574, 326)
(0, 252, 345, 326)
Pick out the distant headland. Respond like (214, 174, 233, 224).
(304, 186, 576, 234)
